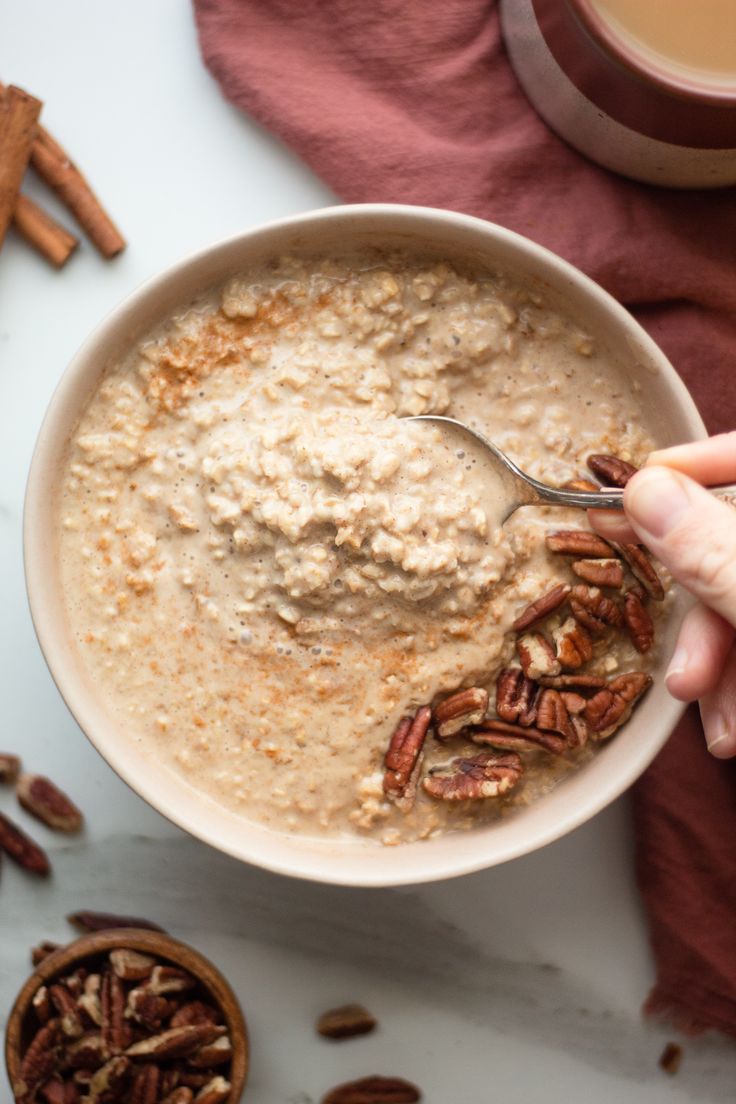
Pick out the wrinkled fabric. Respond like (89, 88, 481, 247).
(194, 0, 736, 1034)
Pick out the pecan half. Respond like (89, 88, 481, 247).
(129, 1063, 160, 1104)
(33, 986, 52, 1024)
(546, 530, 614, 558)
(563, 478, 599, 493)
(535, 689, 574, 740)
(160, 1090, 194, 1104)
(86, 1056, 129, 1102)
(49, 984, 84, 1039)
(553, 617, 593, 668)
(126, 1023, 223, 1061)
(538, 673, 606, 689)
(16, 774, 84, 833)
(317, 1004, 377, 1040)
(32, 941, 62, 967)
(101, 969, 129, 1054)
(17, 1020, 62, 1099)
(322, 1075, 421, 1104)
(614, 543, 665, 600)
(512, 583, 571, 632)
(148, 965, 197, 995)
(584, 672, 653, 738)
(423, 751, 523, 800)
(623, 589, 654, 653)
(188, 1035, 233, 1068)
(516, 633, 561, 679)
(472, 720, 567, 756)
(658, 1042, 683, 1076)
(191, 1076, 231, 1104)
(0, 751, 21, 783)
(383, 707, 431, 799)
(170, 1001, 220, 1029)
(77, 975, 103, 1028)
(569, 585, 623, 634)
(109, 948, 156, 982)
(571, 558, 624, 588)
(65, 1031, 108, 1070)
(67, 911, 165, 933)
(495, 668, 541, 727)
(0, 811, 50, 875)
(433, 687, 488, 738)
(127, 987, 177, 1031)
(586, 454, 638, 487)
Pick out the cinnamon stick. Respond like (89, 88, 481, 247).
(30, 124, 125, 258)
(0, 85, 42, 251)
(13, 193, 78, 267)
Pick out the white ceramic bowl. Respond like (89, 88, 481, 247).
(24, 204, 704, 886)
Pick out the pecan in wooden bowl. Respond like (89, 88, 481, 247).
(4, 929, 248, 1104)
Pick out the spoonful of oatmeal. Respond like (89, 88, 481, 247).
(407, 415, 736, 524)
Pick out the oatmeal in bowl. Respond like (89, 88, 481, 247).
(25, 205, 704, 884)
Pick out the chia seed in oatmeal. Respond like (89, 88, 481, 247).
(57, 252, 667, 844)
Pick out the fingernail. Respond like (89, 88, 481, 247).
(625, 468, 691, 539)
(665, 646, 688, 685)
(706, 730, 734, 757)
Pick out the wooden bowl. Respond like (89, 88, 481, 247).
(4, 928, 249, 1102)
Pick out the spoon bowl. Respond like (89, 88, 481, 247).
(408, 415, 736, 521)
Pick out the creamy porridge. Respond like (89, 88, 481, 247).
(57, 252, 666, 844)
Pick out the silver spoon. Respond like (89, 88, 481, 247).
(408, 415, 736, 524)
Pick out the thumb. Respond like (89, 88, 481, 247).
(624, 466, 736, 628)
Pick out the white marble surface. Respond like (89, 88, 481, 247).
(1, 2, 734, 1101)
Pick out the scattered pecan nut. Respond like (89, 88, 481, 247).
(623, 589, 655, 653)
(584, 672, 653, 738)
(0, 811, 50, 875)
(321, 1075, 421, 1103)
(614, 543, 665, 600)
(495, 668, 541, 727)
(188, 1034, 233, 1068)
(383, 707, 431, 802)
(472, 720, 567, 756)
(516, 632, 561, 680)
(586, 454, 638, 487)
(16, 1019, 62, 1099)
(0, 751, 21, 783)
(571, 558, 624, 588)
(511, 583, 571, 632)
(553, 617, 593, 668)
(16, 774, 84, 834)
(545, 530, 614, 558)
(433, 687, 488, 738)
(48, 984, 84, 1039)
(32, 986, 52, 1025)
(423, 751, 523, 801)
(569, 585, 623, 634)
(317, 1003, 377, 1040)
(129, 1063, 160, 1104)
(66, 911, 166, 934)
(658, 1041, 683, 1076)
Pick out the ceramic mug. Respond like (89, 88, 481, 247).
(501, 0, 736, 188)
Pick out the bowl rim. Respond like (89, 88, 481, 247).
(23, 202, 704, 887)
(4, 928, 249, 1101)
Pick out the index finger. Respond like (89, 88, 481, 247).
(647, 431, 736, 484)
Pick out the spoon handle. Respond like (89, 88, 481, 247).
(531, 482, 736, 510)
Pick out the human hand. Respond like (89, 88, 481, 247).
(590, 432, 736, 758)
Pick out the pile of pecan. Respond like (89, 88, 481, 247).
(382, 454, 660, 806)
(14, 947, 233, 1104)
(0, 754, 83, 878)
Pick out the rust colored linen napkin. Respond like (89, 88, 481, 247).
(193, 0, 736, 1035)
